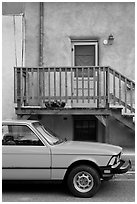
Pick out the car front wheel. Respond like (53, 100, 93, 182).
(67, 165, 101, 197)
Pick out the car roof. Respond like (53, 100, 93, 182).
(2, 120, 39, 125)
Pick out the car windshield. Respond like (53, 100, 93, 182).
(32, 122, 64, 145)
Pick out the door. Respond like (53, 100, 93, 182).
(74, 116, 97, 142)
(71, 40, 99, 107)
(2, 124, 51, 180)
(73, 43, 98, 66)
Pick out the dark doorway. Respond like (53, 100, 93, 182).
(74, 116, 97, 142)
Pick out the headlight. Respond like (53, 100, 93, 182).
(108, 153, 121, 166)
(109, 156, 117, 165)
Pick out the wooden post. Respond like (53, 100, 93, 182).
(119, 74, 121, 105)
(65, 68, 67, 103)
(76, 67, 78, 103)
(105, 115, 109, 143)
(125, 78, 127, 113)
(82, 67, 84, 103)
(130, 81, 133, 113)
(43, 67, 45, 103)
(103, 67, 106, 105)
(93, 67, 96, 103)
(88, 67, 90, 103)
(48, 67, 51, 102)
(14, 67, 17, 103)
(105, 67, 109, 108)
(54, 67, 56, 101)
(37, 68, 40, 105)
(59, 67, 62, 101)
(113, 70, 116, 105)
(97, 68, 100, 108)
(70, 67, 73, 105)
(17, 68, 21, 108)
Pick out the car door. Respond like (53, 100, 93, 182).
(2, 123, 51, 180)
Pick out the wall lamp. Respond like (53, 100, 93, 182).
(103, 34, 114, 45)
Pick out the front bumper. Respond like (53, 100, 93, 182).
(100, 159, 131, 180)
(111, 159, 131, 174)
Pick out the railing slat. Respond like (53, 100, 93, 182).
(97, 67, 101, 107)
(71, 67, 73, 104)
(17, 68, 21, 108)
(21, 67, 24, 106)
(42, 68, 45, 102)
(130, 81, 133, 113)
(31, 68, 34, 102)
(48, 68, 51, 102)
(106, 67, 110, 108)
(76, 67, 79, 103)
(26, 67, 29, 105)
(82, 67, 84, 103)
(93, 67, 96, 103)
(54, 67, 56, 100)
(125, 78, 127, 113)
(113, 70, 116, 105)
(88, 67, 90, 103)
(59, 67, 61, 101)
(119, 74, 121, 105)
(103, 67, 106, 104)
(65, 68, 67, 103)
(14, 68, 17, 103)
(37, 68, 40, 104)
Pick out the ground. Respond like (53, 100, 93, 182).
(2, 172, 135, 202)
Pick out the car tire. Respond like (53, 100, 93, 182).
(67, 165, 101, 198)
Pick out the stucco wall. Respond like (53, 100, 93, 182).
(24, 2, 135, 110)
(2, 2, 24, 15)
(39, 115, 73, 141)
(24, 2, 135, 80)
(2, 2, 135, 147)
(2, 16, 22, 120)
(30, 115, 134, 147)
(109, 117, 135, 147)
(25, 3, 40, 66)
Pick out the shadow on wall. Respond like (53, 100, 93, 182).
(109, 117, 134, 148)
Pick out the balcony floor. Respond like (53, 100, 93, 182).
(15, 106, 111, 116)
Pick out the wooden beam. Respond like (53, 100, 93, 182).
(15, 107, 110, 116)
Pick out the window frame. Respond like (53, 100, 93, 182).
(71, 40, 99, 67)
(2, 124, 45, 146)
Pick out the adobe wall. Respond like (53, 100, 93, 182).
(35, 115, 134, 148)
(2, 2, 135, 148)
(24, 2, 135, 80)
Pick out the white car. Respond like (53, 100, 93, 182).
(2, 120, 131, 197)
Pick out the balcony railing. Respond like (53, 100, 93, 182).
(14, 66, 135, 113)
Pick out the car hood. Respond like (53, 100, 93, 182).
(51, 141, 122, 156)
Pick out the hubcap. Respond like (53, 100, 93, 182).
(73, 171, 94, 193)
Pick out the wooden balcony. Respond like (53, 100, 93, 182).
(14, 66, 135, 115)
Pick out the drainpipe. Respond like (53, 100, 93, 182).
(39, 2, 44, 106)
(39, 2, 44, 66)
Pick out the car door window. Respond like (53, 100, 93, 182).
(2, 125, 44, 146)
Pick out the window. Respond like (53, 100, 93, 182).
(2, 125, 44, 146)
(71, 40, 99, 77)
(74, 117, 97, 142)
